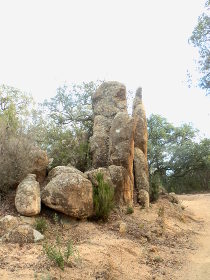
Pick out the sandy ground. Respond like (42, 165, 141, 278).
(0, 193, 209, 280)
(177, 194, 210, 280)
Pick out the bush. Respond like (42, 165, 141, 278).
(34, 217, 48, 234)
(43, 236, 79, 271)
(0, 120, 34, 193)
(126, 206, 134, 214)
(93, 173, 114, 221)
(149, 173, 161, 202)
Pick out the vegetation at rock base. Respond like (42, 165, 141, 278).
(126, 206, 134, 214)
(93, 173, 114, 221)
(34, 217, 48, 234)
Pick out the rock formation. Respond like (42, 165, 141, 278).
(132, 88, 150, 207)
(42, 166, 93, 219)
(15, 174, 41, 216)
(11, 81, 150, 219)
(90, 82, 127, 168)
(89, 81, 136, 206)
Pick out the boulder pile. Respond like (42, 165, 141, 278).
(12, 81, 150, 222)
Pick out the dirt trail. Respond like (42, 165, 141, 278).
(178, 194, 210, 280)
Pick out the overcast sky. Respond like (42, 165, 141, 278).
(0, 0, 209, 137)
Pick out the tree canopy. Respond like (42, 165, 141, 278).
(189, 0, 210, 94)
(147, 114, 210, 193)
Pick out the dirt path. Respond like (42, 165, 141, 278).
(177, 194, 210, 280)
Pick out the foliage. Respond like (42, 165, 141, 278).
(126, 206, 134, 214)
(0, 84, 33, 129)
(147, 114, 210, 194)
(149, 173, 161, 202)
(189, 1, 210, 94)
(0, 119, 34, 193)
(31, 81, 102, 171)
(43, 235, 79, 271)
(93, 173, 114, 221)
(34, 217, 48, 234)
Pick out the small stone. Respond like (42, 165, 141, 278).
(119, 222, 127, 234)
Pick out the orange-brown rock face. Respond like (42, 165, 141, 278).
(132, 88, 150, 207)
(132, 87, 148, 157)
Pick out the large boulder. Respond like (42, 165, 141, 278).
(90, 81, 127, 168)
(15, 174, 41, 216)
(48, 165, 87, 181)
(42, 169, 93, 219)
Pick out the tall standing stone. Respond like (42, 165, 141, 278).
(132, 88, 150, 207)
(90, 82, 135, 206)
(90, 82, 127, 168)
(132, 88, 148, 157)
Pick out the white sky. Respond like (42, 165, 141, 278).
(0, 0, 209, 137)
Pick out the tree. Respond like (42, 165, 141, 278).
(147, 114, 209, 193)
(42, 81, 102, 135)
(189, 0, 210, 94)
(0, 84, 33, 129)
(147, 114, 175, 177)
(32, 81, 102, 171)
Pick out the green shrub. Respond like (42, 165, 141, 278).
(126, 206, 134, 214)
(149, 173, 161, 202)
(93, 173, 114, 221)
(34, 217, 48, 234)
(43, 236, 79, 271)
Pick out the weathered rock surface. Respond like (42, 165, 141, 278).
(90, 81, 127, 168)
(42, 171, 93, 219)
(109, 112, 135, 175)
(89, 81, 136, 206)
(109, 165, 133, 205)
(0, 215, 44, 243)
(1, 224, 44, 243)
(138, 189, 150, 209)
(0, 215, 19, 237)
(15, 174, 41, 216)
(48, 165, 87, 181)
(134, 148, 149, 192)
(85, 167, 113, 187)
(132, 87, 148, 156)
(31, 148, 49, 183)
(86, 165, 133, 206)
(132, 88, 150, 207)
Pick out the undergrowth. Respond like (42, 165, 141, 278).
(93, 172, 114, 221)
